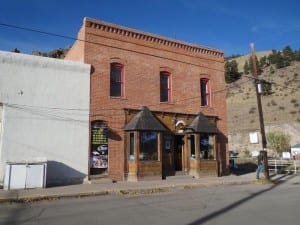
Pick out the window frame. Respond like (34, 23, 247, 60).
(110, 62, 124, 97)
(128, 132, 135, 160)
(190, 134, 196, 159)
(200, 78, 211, 106)
(160, 71, 172, 103)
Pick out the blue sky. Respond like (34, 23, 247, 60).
(1, 0, 300, 56)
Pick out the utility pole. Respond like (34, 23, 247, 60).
(250, 43, 269, 179)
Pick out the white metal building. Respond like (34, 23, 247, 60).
(0, 51, 90, 187)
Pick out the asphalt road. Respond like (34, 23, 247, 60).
(0, 174, 299, 225)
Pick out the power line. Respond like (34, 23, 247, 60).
(1, 21, 299, 95)
(0, 22, 224, 72)
(0, 22, 78, 42)
(1, 22, 300, 120)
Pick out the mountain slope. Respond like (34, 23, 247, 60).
(226, 57, 300, 156)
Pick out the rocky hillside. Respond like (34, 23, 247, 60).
(226, 54, 300, 156)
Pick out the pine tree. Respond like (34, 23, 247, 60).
(282, 45, 294, 62)
(225, 60, 241, 83)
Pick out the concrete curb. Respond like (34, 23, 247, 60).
(0, 179, 258, 203)
(0, 190, 110, 203)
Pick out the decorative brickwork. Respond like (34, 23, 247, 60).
(84, 18, 223, 59)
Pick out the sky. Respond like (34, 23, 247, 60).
(1, 0, 300, 56)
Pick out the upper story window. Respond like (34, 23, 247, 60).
(200, 78, 210, 106)
(110, 63, 124, 97)
(160, 71, 171, 103)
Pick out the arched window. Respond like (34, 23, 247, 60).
(110, 63, 124, 97)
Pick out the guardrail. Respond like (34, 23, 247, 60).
(268, 159, 300, 174)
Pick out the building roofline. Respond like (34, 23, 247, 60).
(0, 50, 90, 73)
(83, 17, 223, 58)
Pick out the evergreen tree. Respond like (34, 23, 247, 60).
(295, 50, 300, 61)
(225, 60, 241, 83)
(268, 49, 278, 64)
(282, 45, 294, 62)
(259, 56, 268, 68)
(260, 79, 272, 95)
(11, 48, 20, 53)
(275, 51, 286, 69)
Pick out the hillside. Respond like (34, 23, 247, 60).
(229, 51, 272, 72)
(226, 55, 300, 156)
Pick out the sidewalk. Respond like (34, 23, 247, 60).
(0, 173, 260, 203)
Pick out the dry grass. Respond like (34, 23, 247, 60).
(226, 58, 300, 153)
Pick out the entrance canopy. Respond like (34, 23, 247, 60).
(185, 112, 219, 134)
(123, 106, 167, 132)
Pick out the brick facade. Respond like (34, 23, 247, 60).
(66, 17, 228, 180)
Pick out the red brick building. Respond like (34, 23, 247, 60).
(65, 17, 228, 181)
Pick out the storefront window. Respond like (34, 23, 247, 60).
(190, 135, 196, 159)
(140, 131, 158, 161)
(200, 134, 215, 160)
(129, 132, 135, 160)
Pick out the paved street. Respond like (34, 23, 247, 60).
(0, 174, 298, 225)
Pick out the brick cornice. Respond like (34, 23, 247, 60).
(84, 17, 224, 59)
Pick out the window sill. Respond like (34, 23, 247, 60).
(110, 96, 128, 100)
(160, 102, 174, 105)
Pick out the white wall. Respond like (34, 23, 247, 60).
(0, 51, 90, 186)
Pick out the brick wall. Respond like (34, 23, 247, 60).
(66, 18, 228, 179)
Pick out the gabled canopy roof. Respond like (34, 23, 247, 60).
(186, 112, 219, 134)
(123, 106, 167, 132)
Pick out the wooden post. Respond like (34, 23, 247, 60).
(251, 43, 269, 179)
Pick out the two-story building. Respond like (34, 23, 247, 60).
(66, 17, 228, 181)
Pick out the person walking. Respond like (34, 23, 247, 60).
(256, 151, 265, 179)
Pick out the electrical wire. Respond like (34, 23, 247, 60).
(0, 22, 224, 72)
(1, 22, 300, 127)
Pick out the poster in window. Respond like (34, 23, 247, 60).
(90, 121, 108, 168)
